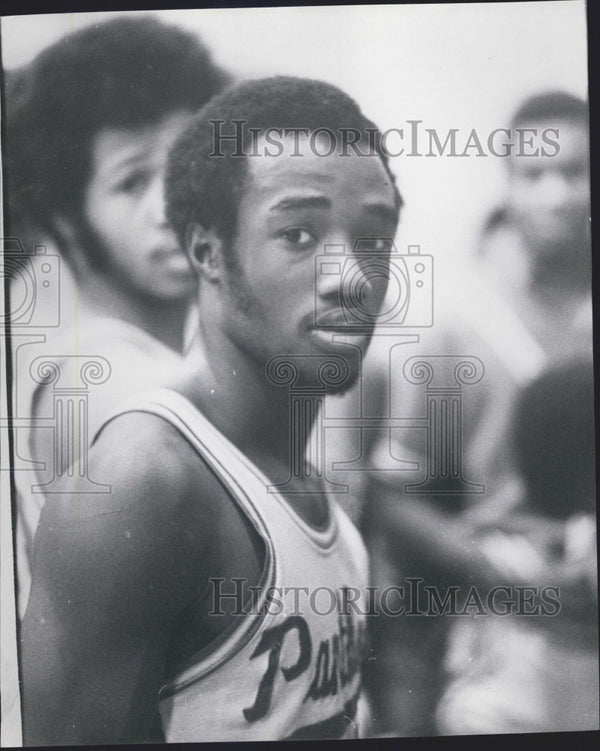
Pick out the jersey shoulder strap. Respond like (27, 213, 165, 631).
(92, 386, 276, 557)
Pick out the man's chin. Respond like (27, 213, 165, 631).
(157, 279, 197, 301)
(325, 369, 360, 397)
(307, 352, 362, 395)
(265, 331, 369, 394)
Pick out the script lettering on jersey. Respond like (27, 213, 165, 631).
(303, 609, 367, 702)
(243, 616, 311, 722)
(243, 602, 367, 723)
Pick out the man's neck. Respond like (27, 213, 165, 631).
(75, 273, 190, 353)
(177, 329, 309, 478)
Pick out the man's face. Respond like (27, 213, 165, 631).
(81, 111, 196, 301)
(507, 118, 590, 252)
(218, 133, 398, 391)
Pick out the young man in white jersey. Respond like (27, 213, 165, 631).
(6, 16, 229, 616)
(20, 76, 402, 745)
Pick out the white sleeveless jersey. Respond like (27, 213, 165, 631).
(103, 388, 370, 743)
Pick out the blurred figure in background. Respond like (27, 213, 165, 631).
(479, 91, 591, 366)
(482, 92, 590, 301)
(437, 360, 598, 733)
(5, 15, 230, 618)
(337, 90, 593, 735)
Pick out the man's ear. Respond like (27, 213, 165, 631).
(185, 223, 224, 283)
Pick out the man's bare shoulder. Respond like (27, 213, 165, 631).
(32, 409, 227, 614)
(92, 411, 198, 497)
(41, 409, 224, 538)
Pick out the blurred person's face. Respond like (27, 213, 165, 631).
(507, 118, 589, 253)
(212, 133, 398, 393)
(81, 110, 196, 301)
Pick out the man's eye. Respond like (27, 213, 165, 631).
(281, 228, 315, 247)
(356, 238, 393, 253)
(116, 173, 149, 194)
(561, 164, 587, 181)
(522, 168, 544, 182)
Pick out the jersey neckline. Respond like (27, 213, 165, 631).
(134, 388, 339, 550)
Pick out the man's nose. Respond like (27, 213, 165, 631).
(317, 242, 377, 307)
(146, 172, 170, 228)
(537, 171, 569, 209)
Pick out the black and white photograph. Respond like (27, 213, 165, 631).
(0, 1, 597, 746)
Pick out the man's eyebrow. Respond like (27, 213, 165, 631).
(99, 148, 154, 177)
(269, 195, 331, 212)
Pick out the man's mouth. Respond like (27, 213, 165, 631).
(307, 322, 374, 351)
(154, 248, 193, 274)
(313, 308, 377, 332)
(314, 311, 350, 329)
